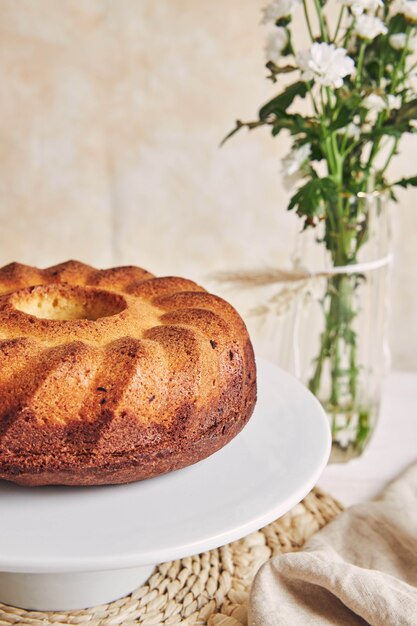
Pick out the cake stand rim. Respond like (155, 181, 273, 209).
(0, 357, 331, 574)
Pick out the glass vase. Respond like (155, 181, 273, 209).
(283, 191, 392, 463)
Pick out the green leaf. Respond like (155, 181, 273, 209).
(310, 141, 325, 162)
(220, 121, 244, 147)
(390, 188, 398, 202)
(266, 61, 297, 74)
(271, 116, 296, 136)
(388, 13, 408, 33)
(259, 82, 308, 120)
(364, 58, 381, 82)
(393, 176, 417, 188)
(288, 177, 338, 228)
(266, 63, 297, 74)
(220, 119, 266, 147)
(266, 62, 298, 83)
(293, 114, 319, 135)
(269, 113, 317, 138)
(329, 107, 354, 132)
(275, 16, 292, 27)
(338, 91, 363, 111)
(362, 125, 403, 140)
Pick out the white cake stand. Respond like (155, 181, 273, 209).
(0, 358, 330, 611)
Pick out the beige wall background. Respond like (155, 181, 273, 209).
(0, 0, 416, 368)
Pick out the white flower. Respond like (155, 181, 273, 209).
(261, 0, 300, 23)
(296, 43, 355, 88)
(340, 0, 383, 16)
(362, 93, 387, 112)
(387, 94, 402, 109)
(393, 0, 417, 21)
(389, 33, 407, 49)
(337, 122, 361, 138)
(362, 93, 402, 113)
(354, 14, 388, 39)
(265, 28, 289, 62)
(346, 122, 361, 138)
(281, 144, 311, 177)
(389, 32, 417, 50)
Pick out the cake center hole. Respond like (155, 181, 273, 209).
(13, 286, 126, 321)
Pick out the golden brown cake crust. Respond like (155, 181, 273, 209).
(0, 261, 256, 486)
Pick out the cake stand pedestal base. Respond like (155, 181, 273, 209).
(0, 565, 155, 611)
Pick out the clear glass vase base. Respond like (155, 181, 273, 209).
(321, 399, 378, 463)
(329, 443, 364, 464)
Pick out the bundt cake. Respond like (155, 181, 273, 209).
(0, 261, 256, 486)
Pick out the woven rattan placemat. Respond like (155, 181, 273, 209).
(0, 487, 343, 626)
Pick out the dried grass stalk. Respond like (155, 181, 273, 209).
(209, 268, 313, 288)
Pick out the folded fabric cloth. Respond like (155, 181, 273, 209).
(249, 462, 417, 626)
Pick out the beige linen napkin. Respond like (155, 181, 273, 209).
(250, 463, 417, 626)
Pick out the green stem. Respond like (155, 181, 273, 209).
(349, 340, 357, 402)
(329, 289, 341, 405)
(307, 82, 320, 116)
(356, 42, 367, 87)
(377, 36, 387, 87)
(342, 23, 354, 49)
(379, 137, 399, 180)
(333, 5, 345, 41)
(307, 189, 376, 451)
(391, 27, 411, 92)
(302, 0, 315, 41)
(342, 136, 361, 158)
(313, 0, 328, 42)
(309, 269, 359, 424)
(320, 88, 344, 183)
(365, 112, 385, 177)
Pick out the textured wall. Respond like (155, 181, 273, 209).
(0, 0, 416, 368)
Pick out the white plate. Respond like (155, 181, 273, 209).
(0, 357, 330, 573)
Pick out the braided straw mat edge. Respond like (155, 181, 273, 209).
(0, 487, 343, 626)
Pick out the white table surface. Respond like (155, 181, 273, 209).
(318, 372, 417, 507)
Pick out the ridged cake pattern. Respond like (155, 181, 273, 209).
(0, 261, 256, 486)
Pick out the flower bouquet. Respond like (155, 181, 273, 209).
(223, 0, 417, 459)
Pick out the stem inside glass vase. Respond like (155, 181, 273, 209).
(308, 273, 369, 455)
(304, 192, 388, 461)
